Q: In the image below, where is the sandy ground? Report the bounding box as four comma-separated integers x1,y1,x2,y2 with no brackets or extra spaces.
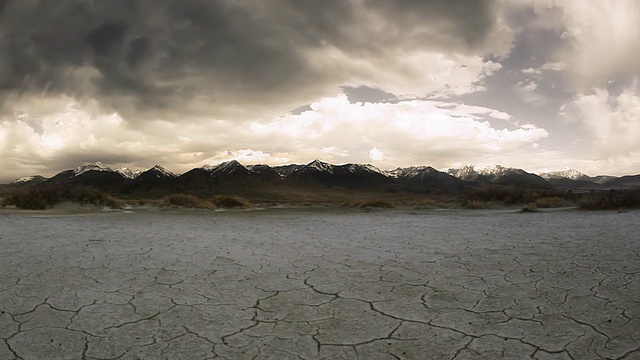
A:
0,207,639,359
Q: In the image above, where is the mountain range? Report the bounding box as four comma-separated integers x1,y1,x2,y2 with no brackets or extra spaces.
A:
2,161,639,199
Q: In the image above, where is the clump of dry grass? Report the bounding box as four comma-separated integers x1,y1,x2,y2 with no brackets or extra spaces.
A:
520,203,539,213
160,194,214,210
130,199,160,206
212,195,251,209
0,186,123,210
579,190,640,210
343,201,363,208
464,199,486,209
415,197,458,209
359,200,395,209
534,196,572,208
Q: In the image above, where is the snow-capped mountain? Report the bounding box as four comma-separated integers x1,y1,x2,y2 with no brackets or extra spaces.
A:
279,160,390,189
203,160,250,177
73,161,113,177
538,169,622,188
539,169,587,180
343,163,382,174
147,165,176,178
446,165,550,188
115,165,176,180
124,164,178,191
43,161,128,188
10,175,47,185
444,165,478,181
134,165,177,181
446,165,524,180
300,159,334,173
272,164,303,177
116,167,143,180
5,160,638,193
385,166,466,189
385,166,439,179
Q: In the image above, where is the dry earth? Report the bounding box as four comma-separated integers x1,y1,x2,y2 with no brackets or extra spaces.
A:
0,208,639,359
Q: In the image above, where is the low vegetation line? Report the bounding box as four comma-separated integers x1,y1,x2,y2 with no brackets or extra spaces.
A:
0,186,124,210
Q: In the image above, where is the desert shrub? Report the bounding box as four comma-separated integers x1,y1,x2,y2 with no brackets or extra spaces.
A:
0,186,123,210
212,195,251,209
161,194,214,209
359,200,395,208
579,190,640,210
105,197,124,209
534,196,572,208
342,201,361,208
67,187,123,209
132,199,160,206
520,203,539,213
1,189,51,209
464,199,486,209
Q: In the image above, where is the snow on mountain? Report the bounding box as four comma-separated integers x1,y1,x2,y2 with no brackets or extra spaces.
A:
115,165,177,180
271,161,378,177
73,161,113,177
384,166,438,179
539,169,586,180
116,167,143,179
10,175,46,184
304,159,334,173
147,165,176,178
343,163,382,174
272,164,303,177
592,175,617,184
446,165,522,180
203,160,249,176
477,165,510,176
11,176,36,184
445,165,476,180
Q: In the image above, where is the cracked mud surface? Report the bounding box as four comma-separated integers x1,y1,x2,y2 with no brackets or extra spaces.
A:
0,208,639,359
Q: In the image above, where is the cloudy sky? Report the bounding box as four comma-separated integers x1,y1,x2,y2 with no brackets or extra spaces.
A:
1,0,640,182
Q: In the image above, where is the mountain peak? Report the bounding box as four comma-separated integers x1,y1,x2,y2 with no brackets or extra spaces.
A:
146,165,176,178
540,169,586,180
116,167,142,179
344,163,382,174
10,175,47,185
386,166,438,178
74,162,113,177
446,164,520,180
203,160,249,176
305,159,334,172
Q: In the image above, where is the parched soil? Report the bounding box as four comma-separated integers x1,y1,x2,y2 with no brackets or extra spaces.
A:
0,208,638,359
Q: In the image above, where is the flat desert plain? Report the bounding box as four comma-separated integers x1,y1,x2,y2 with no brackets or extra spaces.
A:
0,208,639,359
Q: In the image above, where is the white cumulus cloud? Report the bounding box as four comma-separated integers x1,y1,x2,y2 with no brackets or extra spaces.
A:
369,148,385,162
564,80,640,161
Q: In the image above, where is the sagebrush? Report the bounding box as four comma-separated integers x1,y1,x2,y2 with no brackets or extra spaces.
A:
1,186,123,210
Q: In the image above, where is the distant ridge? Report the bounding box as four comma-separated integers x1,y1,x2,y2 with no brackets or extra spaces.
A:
2,161,639,195
540,169,587,181
445,165,549,188
9,175,47,186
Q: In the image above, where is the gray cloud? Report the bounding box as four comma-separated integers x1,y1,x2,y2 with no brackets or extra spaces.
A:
0,0,506,122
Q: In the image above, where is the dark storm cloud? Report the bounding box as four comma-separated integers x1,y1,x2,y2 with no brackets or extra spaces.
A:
86,21,130,57
341,86,397,104
0,0,503,121
364,0,499,51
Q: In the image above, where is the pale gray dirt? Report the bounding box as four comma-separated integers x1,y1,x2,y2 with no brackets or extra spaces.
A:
0,208,639,359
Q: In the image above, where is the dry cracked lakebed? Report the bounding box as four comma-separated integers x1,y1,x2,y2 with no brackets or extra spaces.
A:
0,208,639,359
